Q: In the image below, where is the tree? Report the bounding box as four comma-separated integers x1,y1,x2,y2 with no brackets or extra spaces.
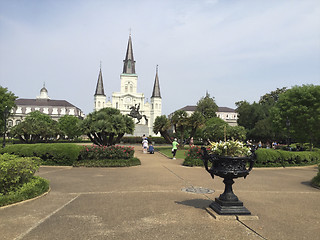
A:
153,115,172,143
187,111,205,140
81,108,134,146
227,125,247,141
58,115,83,140
201,117,228,142
171,110,189,146
0,86,17,133
10,111,60,143
271,85,320,150
196,93,218,120
259,87,287,106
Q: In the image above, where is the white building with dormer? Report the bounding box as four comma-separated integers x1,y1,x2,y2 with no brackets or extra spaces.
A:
94,35,162,136
8,86,84,127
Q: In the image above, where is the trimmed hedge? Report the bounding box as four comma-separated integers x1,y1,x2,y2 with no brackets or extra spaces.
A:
0,154,40,195
0,176,49,207
121,136,168,144
181,147,320,167
0,143,82,166
311,165,320,188
73,158,141,167
255,149,320,167
79,145,134,160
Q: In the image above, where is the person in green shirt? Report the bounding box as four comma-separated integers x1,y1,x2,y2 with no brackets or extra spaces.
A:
172,138,179,159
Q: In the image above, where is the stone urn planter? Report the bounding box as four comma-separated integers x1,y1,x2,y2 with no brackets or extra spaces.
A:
201,144,256,215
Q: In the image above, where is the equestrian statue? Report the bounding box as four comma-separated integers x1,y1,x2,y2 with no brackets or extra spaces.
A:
128,104,148,124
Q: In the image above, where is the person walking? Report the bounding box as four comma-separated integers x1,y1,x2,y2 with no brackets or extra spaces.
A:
142,137,148,153
172,138,179,159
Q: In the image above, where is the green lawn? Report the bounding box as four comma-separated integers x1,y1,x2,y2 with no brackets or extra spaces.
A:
157,147,187,159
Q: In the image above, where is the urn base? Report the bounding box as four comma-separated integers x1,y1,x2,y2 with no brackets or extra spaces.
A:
210,198,251,215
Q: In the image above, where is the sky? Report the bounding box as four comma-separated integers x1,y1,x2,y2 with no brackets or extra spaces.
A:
0,0,319,116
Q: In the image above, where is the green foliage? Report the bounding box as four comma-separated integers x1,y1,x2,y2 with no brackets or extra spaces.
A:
183,146,204,167
0,86,17,133
121,136,167,144
236,87,287,142
81,108,135,146
255,148,320,167
73,158,141,167
171,110,189,146
311,165,320,188
271,84,320,150
78,145,134,160
0,154,40,195
0,143,82,166
10,111,60,143
187,111,205,140
196,93,218,120
0,176,49,207
202,117,227,141
153,115,172,143
58,115,83,140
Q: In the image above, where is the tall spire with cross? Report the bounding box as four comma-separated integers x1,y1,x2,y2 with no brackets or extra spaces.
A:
151,65,161,98
95,63,105,96
122,34,136,74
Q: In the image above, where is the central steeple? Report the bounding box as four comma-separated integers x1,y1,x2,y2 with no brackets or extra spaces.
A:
122,35,136,74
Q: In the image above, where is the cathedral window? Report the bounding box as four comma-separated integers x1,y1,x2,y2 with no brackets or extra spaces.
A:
125,85,128,92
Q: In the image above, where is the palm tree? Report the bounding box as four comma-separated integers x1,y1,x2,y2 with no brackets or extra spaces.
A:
81,108,134,146
153,115,172,143
171,110,188,146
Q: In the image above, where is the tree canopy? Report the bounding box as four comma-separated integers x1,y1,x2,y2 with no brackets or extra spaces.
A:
10,111,60,143
153,115,172,143
271,84,320,149
81,108,134,146
196,93,218,120
0,86,17,133
58,115,83,140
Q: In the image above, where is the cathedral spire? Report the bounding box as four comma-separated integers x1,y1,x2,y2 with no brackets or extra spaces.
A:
122,34,136,74
95,66,105,96
151,65,161,98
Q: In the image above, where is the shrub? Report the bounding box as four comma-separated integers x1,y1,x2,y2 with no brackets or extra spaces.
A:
73,158,141,167
255,149,320,167
0,154,40,195
0,176,49,207
78,145,134,160
183,146,204,167
0,143,82,166
311,165,320,188
120,136,167,144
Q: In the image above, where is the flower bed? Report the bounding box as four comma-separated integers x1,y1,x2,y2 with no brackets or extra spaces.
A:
79,145,134,160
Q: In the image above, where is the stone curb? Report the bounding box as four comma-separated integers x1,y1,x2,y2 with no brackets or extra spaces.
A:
0,187,51,210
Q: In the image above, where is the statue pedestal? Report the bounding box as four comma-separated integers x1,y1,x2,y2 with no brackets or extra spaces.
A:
133,124,149,137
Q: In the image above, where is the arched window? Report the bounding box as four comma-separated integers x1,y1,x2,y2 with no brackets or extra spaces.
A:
125,85,128,92
8,120,13,127
98,101,100,107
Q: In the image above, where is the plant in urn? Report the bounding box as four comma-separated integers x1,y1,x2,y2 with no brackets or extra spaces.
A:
201,140,256,215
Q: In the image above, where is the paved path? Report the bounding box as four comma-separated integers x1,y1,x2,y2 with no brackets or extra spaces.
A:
0,148,319,240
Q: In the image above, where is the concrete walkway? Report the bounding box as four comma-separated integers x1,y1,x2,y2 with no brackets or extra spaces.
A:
0,147,319,240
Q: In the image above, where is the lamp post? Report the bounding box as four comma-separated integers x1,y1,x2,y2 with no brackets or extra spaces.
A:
2,106,10,148
286,116,291,148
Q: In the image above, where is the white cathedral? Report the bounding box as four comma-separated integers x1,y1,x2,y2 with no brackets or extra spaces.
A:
94,35,162,137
